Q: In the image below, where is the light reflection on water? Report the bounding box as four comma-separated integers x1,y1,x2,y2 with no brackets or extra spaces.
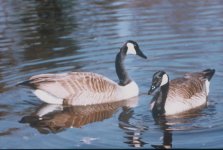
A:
0,0,223,148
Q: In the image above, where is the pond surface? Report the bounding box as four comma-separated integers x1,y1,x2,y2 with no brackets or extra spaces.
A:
0,0,223,149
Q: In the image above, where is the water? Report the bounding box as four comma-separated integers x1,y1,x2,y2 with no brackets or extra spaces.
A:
0,0,223,148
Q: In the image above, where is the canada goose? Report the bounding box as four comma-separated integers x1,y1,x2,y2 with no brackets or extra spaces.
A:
148,69,215,116
18,40,147,106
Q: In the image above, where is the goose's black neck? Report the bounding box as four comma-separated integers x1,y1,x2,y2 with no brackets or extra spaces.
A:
115,51,131,86
152,83,169,117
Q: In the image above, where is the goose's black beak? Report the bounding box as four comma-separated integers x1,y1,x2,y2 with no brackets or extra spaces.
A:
148,85,157,95
136,48,147,59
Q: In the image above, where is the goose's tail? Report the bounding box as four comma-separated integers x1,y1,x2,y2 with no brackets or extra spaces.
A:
202,69,215,81
16,80,36,89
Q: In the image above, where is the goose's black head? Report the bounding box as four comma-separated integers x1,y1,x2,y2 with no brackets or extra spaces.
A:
121,40,147,59
148,71,169,95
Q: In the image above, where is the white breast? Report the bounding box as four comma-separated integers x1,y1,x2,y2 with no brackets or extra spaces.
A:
116,81,139,100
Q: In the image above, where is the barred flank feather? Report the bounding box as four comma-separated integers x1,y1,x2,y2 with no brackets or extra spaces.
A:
149,69,215,116
19,72,139,106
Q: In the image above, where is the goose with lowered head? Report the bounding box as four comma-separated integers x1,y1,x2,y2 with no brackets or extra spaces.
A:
148,69,215,116
18,40,147,106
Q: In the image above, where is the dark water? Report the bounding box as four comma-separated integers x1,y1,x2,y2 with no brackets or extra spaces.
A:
0,0,223,148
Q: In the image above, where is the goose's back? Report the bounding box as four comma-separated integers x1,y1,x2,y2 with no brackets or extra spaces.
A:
168,77,205,99
164,76,207,115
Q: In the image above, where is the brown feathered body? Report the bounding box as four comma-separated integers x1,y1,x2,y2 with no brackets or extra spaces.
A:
22,72,139,106
150,69,215,115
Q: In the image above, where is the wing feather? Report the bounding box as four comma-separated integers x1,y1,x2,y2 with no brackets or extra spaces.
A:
27,72,118,101
169,77,204,99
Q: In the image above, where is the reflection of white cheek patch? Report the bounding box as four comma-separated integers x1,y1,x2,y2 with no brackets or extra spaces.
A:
160,74,168,86
126,43,136,55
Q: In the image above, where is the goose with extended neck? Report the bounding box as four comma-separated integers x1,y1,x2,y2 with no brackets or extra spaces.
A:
18,40,147,106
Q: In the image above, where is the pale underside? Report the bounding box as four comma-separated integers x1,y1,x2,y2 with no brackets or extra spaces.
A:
29,72,139,105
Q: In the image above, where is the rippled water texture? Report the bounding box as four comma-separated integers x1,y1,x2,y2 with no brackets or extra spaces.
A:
0,0,223,148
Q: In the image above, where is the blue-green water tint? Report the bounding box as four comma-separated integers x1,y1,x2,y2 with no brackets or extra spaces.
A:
0,0,223,148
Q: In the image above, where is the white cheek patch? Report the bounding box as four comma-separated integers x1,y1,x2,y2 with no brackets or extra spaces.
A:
160,74,169,86
126,43,136,55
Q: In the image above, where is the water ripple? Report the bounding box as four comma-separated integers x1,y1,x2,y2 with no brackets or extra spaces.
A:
0,0,223,148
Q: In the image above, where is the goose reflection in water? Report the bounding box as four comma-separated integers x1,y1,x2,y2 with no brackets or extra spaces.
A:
19,97,139,134
151,105,208,149
118,107,148,148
